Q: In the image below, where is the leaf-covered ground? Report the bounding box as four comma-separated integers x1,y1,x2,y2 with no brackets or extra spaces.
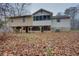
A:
0,32,79,56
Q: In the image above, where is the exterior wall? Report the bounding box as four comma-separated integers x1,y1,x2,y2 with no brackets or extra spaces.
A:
33,20,51,26
6,8,71,32
7,16,33,27
51,19,71,31
32,9,52,26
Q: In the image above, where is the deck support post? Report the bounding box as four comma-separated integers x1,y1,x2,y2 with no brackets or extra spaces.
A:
40,26,42,32
29,27,32,32
20,27,23,33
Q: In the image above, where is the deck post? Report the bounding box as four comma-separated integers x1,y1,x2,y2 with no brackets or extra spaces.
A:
40,26,42,32
20,27,23,33
29,27,32,32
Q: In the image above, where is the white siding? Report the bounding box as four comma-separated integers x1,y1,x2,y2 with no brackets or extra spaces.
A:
33,20,51,26
74,12,79,20
33,9,52,26
51,19,71,30
7,17,33,27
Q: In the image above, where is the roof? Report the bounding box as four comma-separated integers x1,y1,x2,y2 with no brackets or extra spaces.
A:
7,15,32,19
33,8,53,15
52,15,70,19
7,9,53,19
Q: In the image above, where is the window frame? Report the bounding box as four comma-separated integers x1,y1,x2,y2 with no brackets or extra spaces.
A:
33,15,51,21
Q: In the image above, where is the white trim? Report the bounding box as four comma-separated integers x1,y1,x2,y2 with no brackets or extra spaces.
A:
33,20,51,26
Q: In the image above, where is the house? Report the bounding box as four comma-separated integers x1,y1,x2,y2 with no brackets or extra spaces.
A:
52,15,71,31
7,9,71,32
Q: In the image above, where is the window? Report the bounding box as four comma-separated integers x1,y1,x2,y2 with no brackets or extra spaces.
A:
23,17,25,22
40,16,42,20
36,16,39,20
33,16,40,21
38,16,40,20
57,19,60,22
43,15,47,20
33,15,51,21
47,15,51,20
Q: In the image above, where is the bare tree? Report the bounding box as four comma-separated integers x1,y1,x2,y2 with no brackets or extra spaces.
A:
64,7,77,29
0,3,31,17
10,3,31,16
0,3,31,33
0,3,31,39
0,3,31,24
0,3,31,20
0,3,10,27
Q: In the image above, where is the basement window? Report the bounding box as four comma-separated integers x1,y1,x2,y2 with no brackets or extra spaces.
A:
57,19,60,22
55,29,60,32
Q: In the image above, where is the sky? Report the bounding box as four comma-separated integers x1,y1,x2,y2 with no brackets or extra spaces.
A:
29,3,79,15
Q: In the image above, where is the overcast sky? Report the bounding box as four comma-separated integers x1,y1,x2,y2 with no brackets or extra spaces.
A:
29,3,79,15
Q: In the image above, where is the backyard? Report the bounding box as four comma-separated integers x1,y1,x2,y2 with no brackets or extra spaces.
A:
0,32,79,56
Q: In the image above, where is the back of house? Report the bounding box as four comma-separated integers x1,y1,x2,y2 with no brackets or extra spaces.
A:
7,9,71,32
